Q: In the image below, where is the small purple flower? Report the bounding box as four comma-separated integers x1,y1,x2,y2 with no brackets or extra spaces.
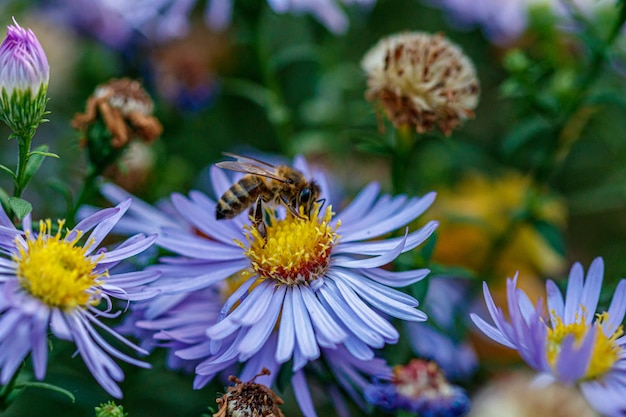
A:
0,199,160,398
0,18,49,132
364,359,470,417
471,257,626,417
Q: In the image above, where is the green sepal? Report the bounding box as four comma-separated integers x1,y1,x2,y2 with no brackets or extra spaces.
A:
94,401,127,417
8,197,32,220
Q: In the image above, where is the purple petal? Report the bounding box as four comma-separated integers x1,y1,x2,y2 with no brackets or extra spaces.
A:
276,287,296,363
97,234,156,264
359,267,429,287
239,285,285,359
317,283,383,347
334,221,437,255
470,313,516,349
556,331,594,384
300,285,346,343
546,279,564,323
580,257,604,324
332,229,407,269
336,182,380,225
332,278,398,342
292,370,318,417
564,262,584,324
292,286,320,361
606,280,626,335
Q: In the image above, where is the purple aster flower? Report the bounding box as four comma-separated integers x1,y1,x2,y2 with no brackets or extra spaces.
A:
155,155,436,369
471,257,626,417
364,358,470,417
0,199,159,398
206,0,376,34
106,154,436,415
0,18,49,133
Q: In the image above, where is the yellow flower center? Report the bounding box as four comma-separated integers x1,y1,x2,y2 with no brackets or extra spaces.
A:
239,205,340,285
15,219,105,310
547,311,623,380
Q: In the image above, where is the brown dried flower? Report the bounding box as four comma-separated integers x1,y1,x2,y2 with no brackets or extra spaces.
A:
362,32,480,136
214,368,285,417
72,78,162,148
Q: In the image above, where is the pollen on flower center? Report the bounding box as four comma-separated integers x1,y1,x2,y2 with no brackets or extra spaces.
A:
547,312,623,380
15,219,105,310
240,205,340,285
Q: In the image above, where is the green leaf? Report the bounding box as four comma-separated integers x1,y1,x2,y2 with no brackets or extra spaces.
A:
501,117,552,157
533,219,566,256
8,197,32,221
0,164,15,180
12,381,75,403
24,145,56,185
29,150,59,158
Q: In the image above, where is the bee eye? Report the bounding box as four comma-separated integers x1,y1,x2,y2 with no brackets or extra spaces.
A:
299,187,312,204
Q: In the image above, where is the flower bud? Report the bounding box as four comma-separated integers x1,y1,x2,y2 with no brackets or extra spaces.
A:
0,18,49,135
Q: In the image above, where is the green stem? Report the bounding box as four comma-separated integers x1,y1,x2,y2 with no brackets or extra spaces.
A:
13,131,33,199
69,166,99,226
391,126,417,195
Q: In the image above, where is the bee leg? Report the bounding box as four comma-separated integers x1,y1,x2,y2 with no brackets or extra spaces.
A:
280,195,305,220
310,198,326,219
252,196,268,246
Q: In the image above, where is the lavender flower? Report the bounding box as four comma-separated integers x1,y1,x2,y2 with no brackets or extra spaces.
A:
0,199,159,398
471,257,626,417
156,156,435,370
0,19,49,134
109,155,436,416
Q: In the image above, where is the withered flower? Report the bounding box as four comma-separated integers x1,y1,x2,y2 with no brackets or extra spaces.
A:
362,32,479,136
72,78,162,149
214,368,285,417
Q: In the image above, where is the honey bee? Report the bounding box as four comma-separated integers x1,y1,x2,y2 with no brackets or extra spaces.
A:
215,153,321,237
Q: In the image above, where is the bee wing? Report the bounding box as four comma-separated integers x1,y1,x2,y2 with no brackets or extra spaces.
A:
216,159,289,183
222,152,276,168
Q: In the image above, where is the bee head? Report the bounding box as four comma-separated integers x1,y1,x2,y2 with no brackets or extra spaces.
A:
298,182,321,216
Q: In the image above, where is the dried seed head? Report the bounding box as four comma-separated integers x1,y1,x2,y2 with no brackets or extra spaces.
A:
72,78,162,149
362,32,480,136
213,368,285,417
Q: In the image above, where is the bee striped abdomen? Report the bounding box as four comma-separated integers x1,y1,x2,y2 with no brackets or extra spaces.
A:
216,175,264,220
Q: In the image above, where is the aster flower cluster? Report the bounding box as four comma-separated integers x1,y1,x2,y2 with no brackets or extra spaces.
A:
3,0,626,415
